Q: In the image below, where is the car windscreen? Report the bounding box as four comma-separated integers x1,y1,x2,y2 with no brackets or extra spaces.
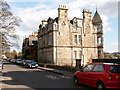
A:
31,61,36,64
109,65,120,73
27,60,36,64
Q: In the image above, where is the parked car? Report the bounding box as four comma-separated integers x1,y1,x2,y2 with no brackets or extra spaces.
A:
25,60,38,68
16,59,23,64
21,59,27,65
21,59,30,66
74,60,120,90
0,60,3,70
10,59,17,63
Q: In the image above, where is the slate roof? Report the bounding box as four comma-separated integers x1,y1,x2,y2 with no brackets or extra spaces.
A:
92,10,102,25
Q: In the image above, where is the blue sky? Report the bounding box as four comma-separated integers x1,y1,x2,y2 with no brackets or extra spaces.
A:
6,0,119,53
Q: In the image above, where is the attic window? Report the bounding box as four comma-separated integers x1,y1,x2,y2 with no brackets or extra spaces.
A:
65,10,67,13
62,21,66,25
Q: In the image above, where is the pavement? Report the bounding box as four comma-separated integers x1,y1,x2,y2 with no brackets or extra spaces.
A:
38,66,74,78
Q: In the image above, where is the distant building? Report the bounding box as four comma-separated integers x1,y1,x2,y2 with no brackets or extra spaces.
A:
22,32,38,61
38,5,104,66
104,52,120,59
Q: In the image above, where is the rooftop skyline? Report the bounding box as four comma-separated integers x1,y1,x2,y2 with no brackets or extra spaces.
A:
6,0,119,53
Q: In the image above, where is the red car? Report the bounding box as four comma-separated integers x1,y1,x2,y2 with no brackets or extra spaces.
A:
74,60,120,90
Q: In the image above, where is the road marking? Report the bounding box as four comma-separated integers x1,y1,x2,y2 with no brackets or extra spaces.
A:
60,75,71,79
45,75,59,80
45,74,72,80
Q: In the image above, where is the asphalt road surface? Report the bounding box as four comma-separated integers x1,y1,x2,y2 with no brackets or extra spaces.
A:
1,60,94,90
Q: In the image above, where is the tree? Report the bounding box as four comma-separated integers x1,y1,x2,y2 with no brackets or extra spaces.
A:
5,50,17,59
5,51,12,58
0,0,22,49
12,50,17,59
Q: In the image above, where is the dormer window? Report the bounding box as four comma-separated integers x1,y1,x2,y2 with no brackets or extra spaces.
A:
73,21,77,30
62,21,66,25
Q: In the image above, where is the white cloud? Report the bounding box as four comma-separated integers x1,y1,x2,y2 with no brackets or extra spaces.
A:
15,4,57,34
7,0,120,2
101,15,112,33
99,2,118,18
7,0,57,2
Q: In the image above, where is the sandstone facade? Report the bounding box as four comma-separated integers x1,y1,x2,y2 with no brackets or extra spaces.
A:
38,5,104,66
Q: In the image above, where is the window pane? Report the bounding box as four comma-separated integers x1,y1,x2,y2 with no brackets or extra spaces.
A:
98,37,101,46
74,35,77,44
93,64,104,72
74,51,77,59
110,65,120,73
83,64,94,72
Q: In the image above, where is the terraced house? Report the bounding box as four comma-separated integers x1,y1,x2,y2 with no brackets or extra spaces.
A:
38,5,104,67
22,32,38,61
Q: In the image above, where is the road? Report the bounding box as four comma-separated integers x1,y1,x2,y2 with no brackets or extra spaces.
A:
1,60,93,90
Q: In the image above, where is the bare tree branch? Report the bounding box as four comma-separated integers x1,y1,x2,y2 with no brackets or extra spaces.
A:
0,0,22,50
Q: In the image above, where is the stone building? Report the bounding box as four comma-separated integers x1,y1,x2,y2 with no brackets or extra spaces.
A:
22,32,38,61
38,5,104,66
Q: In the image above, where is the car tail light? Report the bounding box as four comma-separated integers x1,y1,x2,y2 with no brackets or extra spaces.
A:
106,73,112,80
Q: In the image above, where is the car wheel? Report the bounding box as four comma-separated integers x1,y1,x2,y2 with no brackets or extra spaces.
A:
96,82,104,90
74,76,79,85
